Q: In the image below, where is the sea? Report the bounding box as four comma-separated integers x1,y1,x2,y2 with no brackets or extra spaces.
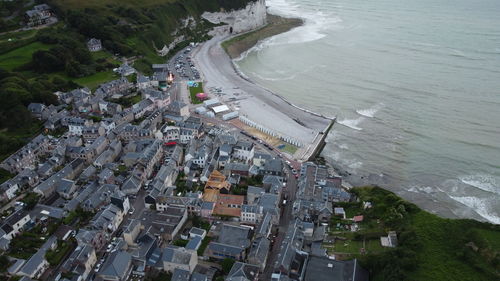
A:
235,0,500,224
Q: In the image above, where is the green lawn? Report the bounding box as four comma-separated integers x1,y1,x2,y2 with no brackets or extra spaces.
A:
0,41,51,70
188,82,204,104
278,143,298,155
73,71,118,91
0,29,38,44
46,240,75,266
352,186,500,281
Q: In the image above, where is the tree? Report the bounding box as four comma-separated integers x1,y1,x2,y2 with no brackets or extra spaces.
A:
221,258,235,274
0,255,10,272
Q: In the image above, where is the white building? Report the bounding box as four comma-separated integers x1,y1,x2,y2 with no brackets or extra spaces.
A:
233,141,255,163
240,205,263,225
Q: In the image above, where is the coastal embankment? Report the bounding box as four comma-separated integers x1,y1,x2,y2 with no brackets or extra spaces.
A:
221,14,303,59
193,32,332,160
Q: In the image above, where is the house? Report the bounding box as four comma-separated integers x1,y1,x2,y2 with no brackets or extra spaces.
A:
76,229,107,250
186,236,202,251
61,244,97,280
87,38,102,52
293,199,333,223
34,159,85,198
201,202,215,218
27,103,46,119
90,204,124,233
137,74,153,90
95,77,133,98
247,237,270,271
334,207,346,219
213,194,244,218
246,186,264,205
136,208,187,242
165,101,189,119
240,205,263,225
114,63,136,76
274,219,308,279
25,4,53,27
67,117,92,136
0,210,31,240
259,159,283,177
380,231,398,248
189,227,206,240
123,219,142,246
56,178,77,199
82,126,105,142
303,257,369,281
162,245,198,273
233,141,255,163
172,268,208,281
206,224,251,261
0,181,19,202
224,162,250,178
97,251,132,281
226,262,260,281
17,236,57,279
132,99,155,119
177,117,202,144
1,135,49,173
204,170,231,196
252,152,272,168
353,215,364,222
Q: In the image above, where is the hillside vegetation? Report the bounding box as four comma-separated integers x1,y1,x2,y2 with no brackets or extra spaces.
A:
0,0,254,160
351,186,500,281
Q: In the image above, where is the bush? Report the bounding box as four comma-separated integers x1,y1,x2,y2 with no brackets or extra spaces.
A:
221,258,235,274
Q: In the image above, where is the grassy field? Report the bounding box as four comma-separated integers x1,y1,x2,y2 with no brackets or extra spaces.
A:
0,41,51,70
278,143,298,155
73,71,119,91
51,0,178,9
188,82,204,104
352,186,500,281
0,29,38,45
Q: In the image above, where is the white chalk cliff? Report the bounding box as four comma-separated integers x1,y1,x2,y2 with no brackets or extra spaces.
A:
202,0,267,34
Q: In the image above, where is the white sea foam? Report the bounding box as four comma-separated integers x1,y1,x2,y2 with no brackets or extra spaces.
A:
407,185,435,194
338,118,363,131
348,161,363,170
356,103,384,118
460,174,500,195
339,143,349,150
264,0,342,44
448,195,500,224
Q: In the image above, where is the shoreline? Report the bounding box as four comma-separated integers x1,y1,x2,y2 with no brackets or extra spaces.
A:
192,21,332,160
221,14,304,59
201,13,497,224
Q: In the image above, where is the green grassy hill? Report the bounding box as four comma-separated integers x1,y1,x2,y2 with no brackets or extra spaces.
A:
351,186,500,281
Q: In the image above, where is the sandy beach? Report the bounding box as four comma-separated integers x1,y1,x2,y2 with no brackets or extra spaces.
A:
192,34,332,154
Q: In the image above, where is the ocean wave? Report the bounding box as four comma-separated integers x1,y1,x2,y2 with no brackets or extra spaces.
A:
356,103,384,118
348,161,363,170
245,64,326,82
337,117,363,131
460,174,500,195
266,0,342,44
408,185,435,194
338,143,349,150
448,195,500,224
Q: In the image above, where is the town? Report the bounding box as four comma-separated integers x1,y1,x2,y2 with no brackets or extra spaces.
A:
0,39,386,281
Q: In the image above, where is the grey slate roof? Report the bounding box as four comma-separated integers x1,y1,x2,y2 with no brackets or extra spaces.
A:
98,251,132,280
226,262,259,281
304,257,368,281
